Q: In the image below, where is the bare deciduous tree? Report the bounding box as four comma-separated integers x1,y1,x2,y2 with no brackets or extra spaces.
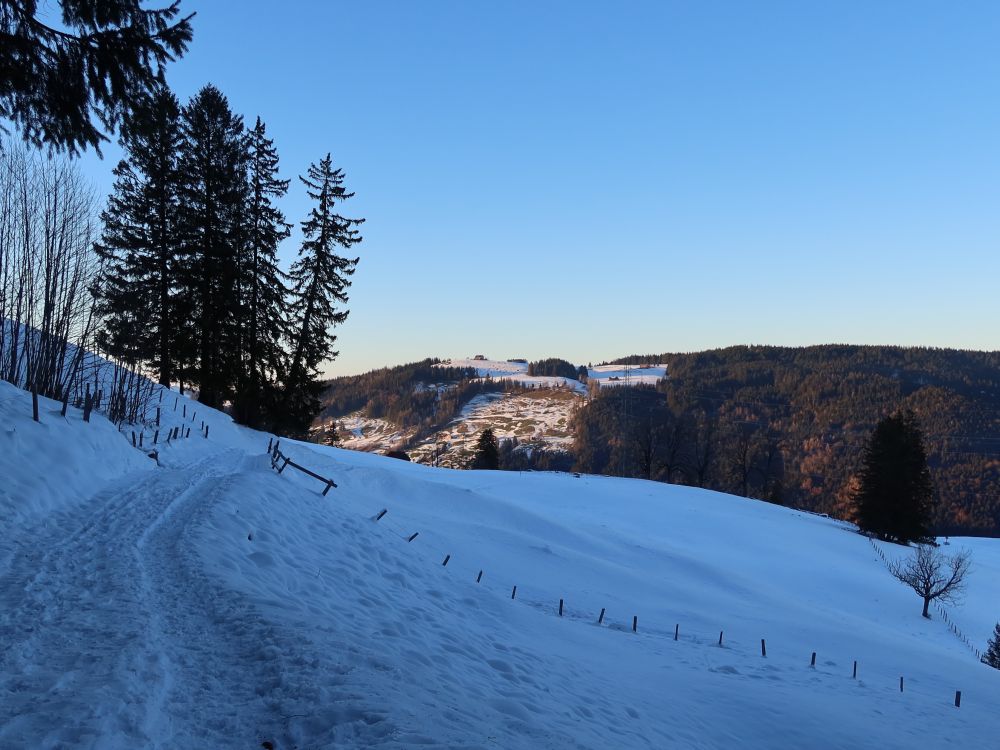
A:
889,545,971,618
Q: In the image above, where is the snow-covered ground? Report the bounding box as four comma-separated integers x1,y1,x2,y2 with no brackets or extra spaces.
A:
330,387,579,467
2,376,999,748
333,413,415,453
588,363,668,387
439,357,587,392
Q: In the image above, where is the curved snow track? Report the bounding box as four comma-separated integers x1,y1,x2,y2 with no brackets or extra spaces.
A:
0,449,386,749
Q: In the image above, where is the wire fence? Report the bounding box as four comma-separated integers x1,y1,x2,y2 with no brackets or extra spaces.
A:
266,439,975,712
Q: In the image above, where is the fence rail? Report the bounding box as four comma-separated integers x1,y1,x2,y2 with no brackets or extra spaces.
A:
268,439,337,495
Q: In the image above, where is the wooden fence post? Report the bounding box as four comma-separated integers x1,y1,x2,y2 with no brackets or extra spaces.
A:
442,554,450,566
476,570,483,583
182,404,186,418
153,430,158,444
559,599,564,616
761,639,766,657
719,631,724,646
267,437,273,452
375,509,387,521
204,425,209,438
955,690,962,708
632,616,638,633
853,661,857,679
810,652,816,667
598,608,605,625
511,586,517,600
131,431,136,447
407,532,419,542
899,677,903,693
322,479,334,496
674,624,679,641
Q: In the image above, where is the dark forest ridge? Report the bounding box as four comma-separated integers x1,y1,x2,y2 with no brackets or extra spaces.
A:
319,344,1000,537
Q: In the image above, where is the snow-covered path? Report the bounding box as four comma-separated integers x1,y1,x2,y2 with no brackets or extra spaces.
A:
0,449,383,749
3,380,1000,748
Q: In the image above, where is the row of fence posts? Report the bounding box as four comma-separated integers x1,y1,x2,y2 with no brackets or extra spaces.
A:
118,389,210,450
267,439,967,710
868,537,982,661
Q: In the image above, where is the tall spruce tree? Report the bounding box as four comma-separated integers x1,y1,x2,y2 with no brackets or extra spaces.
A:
285,154,363,434
176,84,247,408
235,116,291,428
852,410,934,543
93,83,182,385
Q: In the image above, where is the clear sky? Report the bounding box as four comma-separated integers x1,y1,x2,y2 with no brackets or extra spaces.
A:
76,1,1000,376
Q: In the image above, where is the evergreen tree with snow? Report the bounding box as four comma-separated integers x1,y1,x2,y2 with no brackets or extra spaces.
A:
852,410,934,544
175,84,248,408
94,83,182,385
983,623,1000,669
284,154,363,434
235,116,291,428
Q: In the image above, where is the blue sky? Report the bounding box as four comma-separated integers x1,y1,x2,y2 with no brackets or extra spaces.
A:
77,1,1000,376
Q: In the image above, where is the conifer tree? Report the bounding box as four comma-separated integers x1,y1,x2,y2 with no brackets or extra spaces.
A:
285,154,363,433
983,623,1000,669
473,428,500,470
176,84,247,408
852,410,934,543
93,83,182,385
0,0,193,155
235,116,290,427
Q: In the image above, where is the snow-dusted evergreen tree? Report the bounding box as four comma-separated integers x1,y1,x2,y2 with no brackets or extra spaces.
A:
235,116,291,428
176,85,248,408
93,83,182,385
983,623,1000,669
284,154,363,434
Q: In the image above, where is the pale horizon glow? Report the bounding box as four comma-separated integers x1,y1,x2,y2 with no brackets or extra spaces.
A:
72,1,1000,377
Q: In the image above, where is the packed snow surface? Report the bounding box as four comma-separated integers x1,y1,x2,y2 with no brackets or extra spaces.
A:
2,378,999,748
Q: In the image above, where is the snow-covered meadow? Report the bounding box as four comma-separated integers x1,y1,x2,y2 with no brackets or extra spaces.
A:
2,377,999,748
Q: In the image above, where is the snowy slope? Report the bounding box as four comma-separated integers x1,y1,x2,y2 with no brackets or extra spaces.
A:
588,363,668,387
2,377,999,749
440,357,587,392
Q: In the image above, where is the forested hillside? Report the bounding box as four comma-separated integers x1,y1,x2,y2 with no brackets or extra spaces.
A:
315,359,528,446
582,346,1000,536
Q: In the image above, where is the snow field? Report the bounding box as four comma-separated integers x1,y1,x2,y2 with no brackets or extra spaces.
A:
587,363,668,387
227,438,1000,747
2,370,1000,748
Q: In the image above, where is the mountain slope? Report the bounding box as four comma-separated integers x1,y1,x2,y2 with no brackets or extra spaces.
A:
1,378,999,748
